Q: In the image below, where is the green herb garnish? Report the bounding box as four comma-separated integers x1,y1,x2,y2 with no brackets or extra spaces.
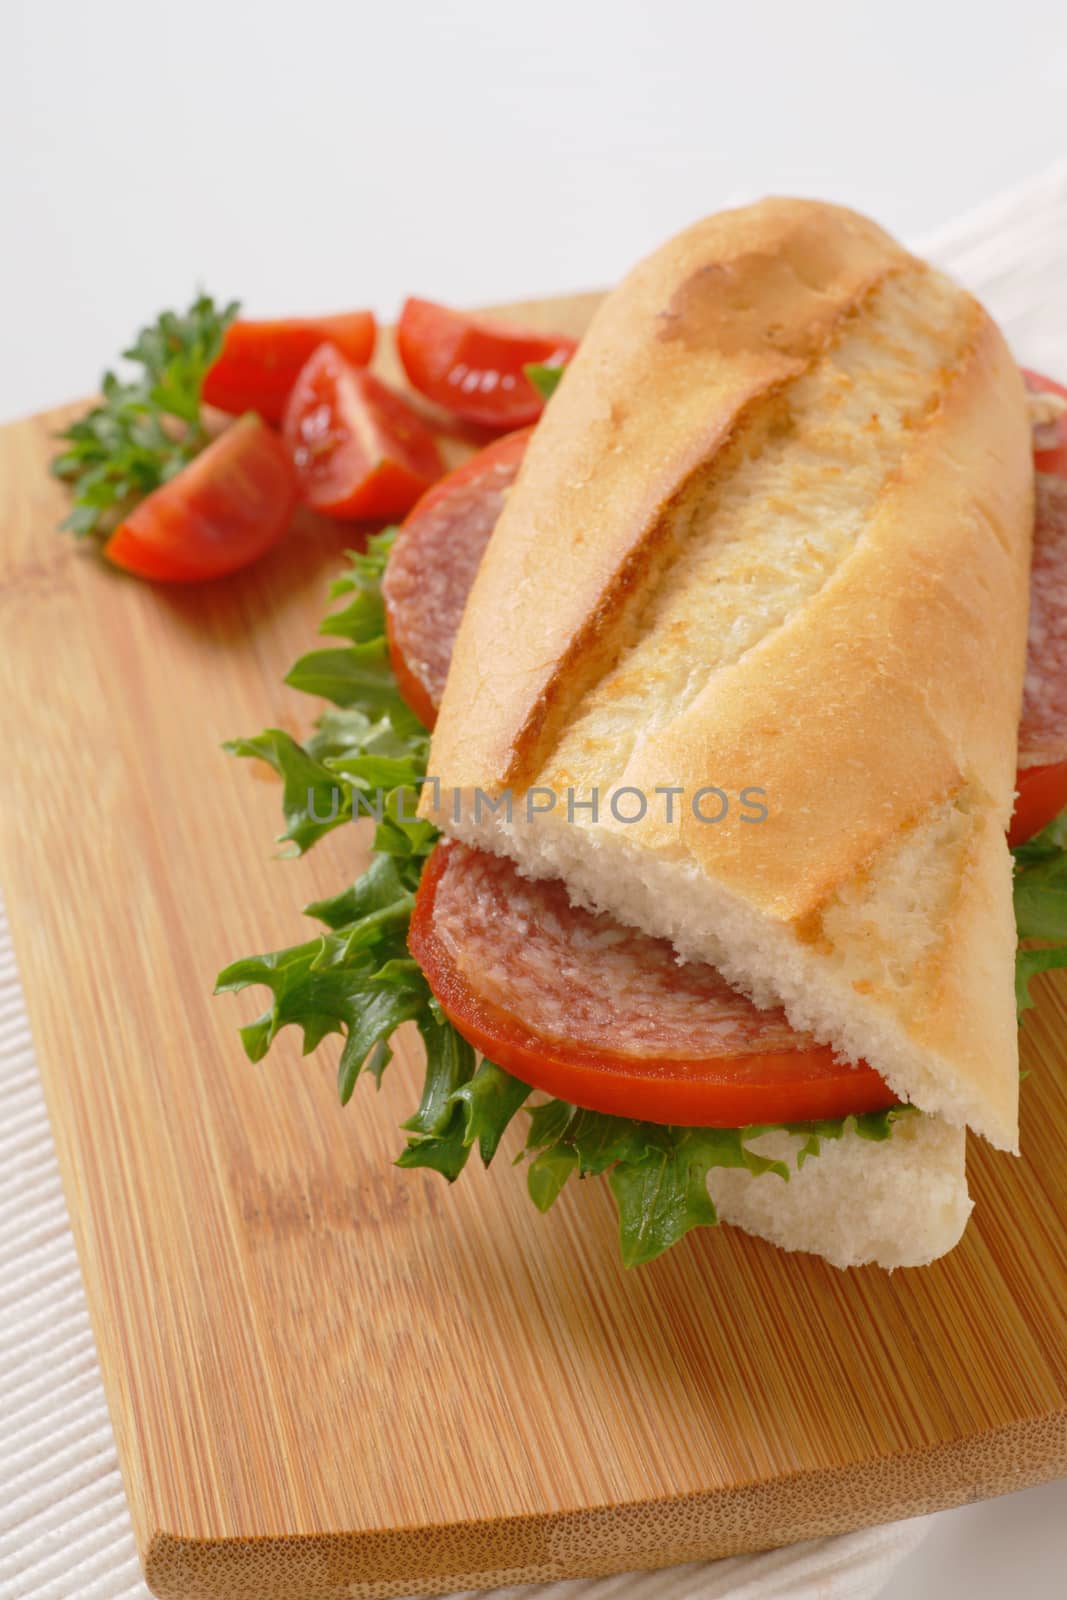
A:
52,293,239,537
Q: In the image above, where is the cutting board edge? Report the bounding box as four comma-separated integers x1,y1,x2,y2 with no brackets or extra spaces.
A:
143,1410,1067,1600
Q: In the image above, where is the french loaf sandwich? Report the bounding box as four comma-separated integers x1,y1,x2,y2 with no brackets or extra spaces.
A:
222,198,1067,1271
416,198,1032,1266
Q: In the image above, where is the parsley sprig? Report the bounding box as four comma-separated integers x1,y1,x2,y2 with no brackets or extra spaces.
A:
51,293,239,537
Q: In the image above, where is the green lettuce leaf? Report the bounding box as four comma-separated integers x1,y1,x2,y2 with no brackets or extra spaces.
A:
1011,808,1067,1012
214,881,427,1106
524,362,566,402
781,1105,910,1166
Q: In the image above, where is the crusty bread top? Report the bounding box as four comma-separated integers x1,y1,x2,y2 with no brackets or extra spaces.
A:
422,198,1034,1149
428,199,910,790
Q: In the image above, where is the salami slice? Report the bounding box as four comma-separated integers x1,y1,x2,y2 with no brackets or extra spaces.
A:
1019,470,1067,769
409,841,897,1127
382,428,531,728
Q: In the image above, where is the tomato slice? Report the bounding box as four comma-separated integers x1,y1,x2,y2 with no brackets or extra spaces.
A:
1024,367,1067,479
397,297,576,429
410,841,898,1128
1009,368,1067,842
203,311,376,423
1010,761,1067,847
282,343,443,520
384,609,439,731
383,427,533,727
103,414,299,582
405,424,533,521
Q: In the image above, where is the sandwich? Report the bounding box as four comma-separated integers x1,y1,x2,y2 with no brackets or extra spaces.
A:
220,197,1067,1270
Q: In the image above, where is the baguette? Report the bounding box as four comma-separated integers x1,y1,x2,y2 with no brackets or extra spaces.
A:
707,1114,971,1269
421,197,1034,1151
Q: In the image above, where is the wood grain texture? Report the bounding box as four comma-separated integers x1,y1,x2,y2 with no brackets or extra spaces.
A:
0,296,1064,1600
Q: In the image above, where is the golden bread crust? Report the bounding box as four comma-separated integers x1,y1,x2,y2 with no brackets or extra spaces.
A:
422,198,1034,1148
428,199,909,788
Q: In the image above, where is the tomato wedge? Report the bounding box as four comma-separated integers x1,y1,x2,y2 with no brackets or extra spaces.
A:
282,343,443,520
383,427,532,727
1010,761,1067,848
1024,367,1067,479
103,414,298,582
397,297,576,429
203,311,376,423
410,841,898,1128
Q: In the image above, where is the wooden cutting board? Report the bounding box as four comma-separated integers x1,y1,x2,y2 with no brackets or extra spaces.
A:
1,296,1066,1600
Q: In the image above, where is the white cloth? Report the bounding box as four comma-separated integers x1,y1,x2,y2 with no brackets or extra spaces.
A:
4,165,1067,1600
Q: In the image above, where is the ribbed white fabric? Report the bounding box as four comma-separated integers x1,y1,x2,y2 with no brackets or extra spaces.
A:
0,910,146,1600
920,159,1067,373
4,166,1067,1600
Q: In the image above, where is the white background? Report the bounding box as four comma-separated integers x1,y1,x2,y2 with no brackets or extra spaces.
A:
3,0,1067,422
2,1,1067,1595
